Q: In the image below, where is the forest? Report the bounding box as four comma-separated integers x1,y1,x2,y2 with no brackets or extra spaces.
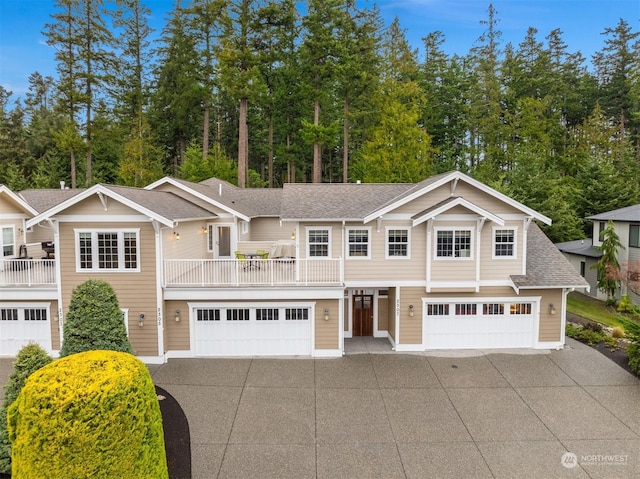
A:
0,0,638,243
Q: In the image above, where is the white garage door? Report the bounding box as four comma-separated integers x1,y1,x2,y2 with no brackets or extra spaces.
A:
423,300,536,349
0,305,52,356
194,305,311,356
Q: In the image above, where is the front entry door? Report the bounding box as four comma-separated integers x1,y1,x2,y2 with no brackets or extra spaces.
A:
352,294,373,336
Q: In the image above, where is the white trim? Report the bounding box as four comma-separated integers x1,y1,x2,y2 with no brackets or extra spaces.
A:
52,214,154,222
1,225,16,258
164,287,344,301
26,184,175,229
346,280,426,288
74,228,141,273
0,185,39,216
412,197,505,228
153,221,164,358
137,355,165,364
144,177,249,221
364,171,551,225
492,226,518,260
385,226,411,260
0,213,30,220
535,341,564,350
306,226,332,259
345,226,372,260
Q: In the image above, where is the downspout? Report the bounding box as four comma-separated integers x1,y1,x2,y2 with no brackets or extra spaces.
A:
560,287,574,350
52,219,63,355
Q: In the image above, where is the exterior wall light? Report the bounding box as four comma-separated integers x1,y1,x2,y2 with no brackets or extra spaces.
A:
324,308,329,321
291,231,296,240
138,313,145,327
549,304,556,315
173,231,180,240
408,304,415,317
175,309,181,322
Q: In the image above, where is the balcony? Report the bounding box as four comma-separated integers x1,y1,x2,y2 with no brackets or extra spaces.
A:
0,259,56,287
163,258,343,288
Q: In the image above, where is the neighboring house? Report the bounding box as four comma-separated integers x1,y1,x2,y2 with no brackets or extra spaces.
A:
557,204,640,304
0,171,588,362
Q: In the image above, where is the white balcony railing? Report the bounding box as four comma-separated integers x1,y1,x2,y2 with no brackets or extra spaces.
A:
0,259,56,287
163,258,343,287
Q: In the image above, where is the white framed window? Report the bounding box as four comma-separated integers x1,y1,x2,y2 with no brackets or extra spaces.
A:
386,227,410,259
1,226,15,257
435,228,473,259
240,221,249,235
346,227,371,259
630,224,640,248
493,227,517,259
307,227,331,258
75,229,140,272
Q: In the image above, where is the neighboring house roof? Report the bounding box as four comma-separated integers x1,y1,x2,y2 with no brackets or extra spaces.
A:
511,223,590,291
0,185,40,216
280,183,412,221
555,238,602,259
24,184,217,228
588,204,640,222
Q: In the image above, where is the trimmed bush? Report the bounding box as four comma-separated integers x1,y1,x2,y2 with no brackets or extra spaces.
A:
60,279,133,357
0,344,52,475
7,350,168,479
619,316,640,375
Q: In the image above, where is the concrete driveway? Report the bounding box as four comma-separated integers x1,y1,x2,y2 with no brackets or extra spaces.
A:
147,338,640,479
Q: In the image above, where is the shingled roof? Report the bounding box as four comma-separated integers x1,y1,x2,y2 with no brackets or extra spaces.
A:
555,238,602,259
588,204,640,222
19,188,86,213
280,183,412,220
511,223,589,291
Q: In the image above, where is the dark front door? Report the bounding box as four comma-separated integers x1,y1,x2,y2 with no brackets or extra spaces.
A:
353,294,373,336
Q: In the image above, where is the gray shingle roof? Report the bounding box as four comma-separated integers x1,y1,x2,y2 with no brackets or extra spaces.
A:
280,183,413,220
588,204,640,222
511,223,590,290
103,185,218,221
19,188,86,213
555,238,602,258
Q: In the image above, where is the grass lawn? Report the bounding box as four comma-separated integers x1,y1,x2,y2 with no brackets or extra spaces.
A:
566,292,624,328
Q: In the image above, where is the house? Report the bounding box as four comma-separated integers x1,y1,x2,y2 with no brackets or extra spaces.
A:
556,204,640,304
0,171,588,362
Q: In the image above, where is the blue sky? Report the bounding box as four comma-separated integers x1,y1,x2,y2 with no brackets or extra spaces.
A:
1,0,639,99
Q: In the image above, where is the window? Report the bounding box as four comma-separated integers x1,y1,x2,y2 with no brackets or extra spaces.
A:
483,303,504,315
386,228,410,258
256,308,279,321
347,228,371,258
427,304,449,316
629,224,640,248
0,309,18,321
226,308,250,321
24,309,47,321
510,303,532,315
455,303,477,315
197,309,220,321
599,221,606,242
493,228,516,258
2,226,15,257
580,261,586,276
436,229,472,258
308,228,330,257
285,308,309,320
75,229,140,272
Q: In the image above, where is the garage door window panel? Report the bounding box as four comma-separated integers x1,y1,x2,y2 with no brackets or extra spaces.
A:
227,309,250,321
285,308,309,320
483,303,505,315
1,309,18,321
510,303,532,315
197,309,220,321
256,308,279,321
455,303,477,315
427,304,449,316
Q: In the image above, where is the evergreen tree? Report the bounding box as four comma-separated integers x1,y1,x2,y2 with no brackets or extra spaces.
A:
593,220,624,302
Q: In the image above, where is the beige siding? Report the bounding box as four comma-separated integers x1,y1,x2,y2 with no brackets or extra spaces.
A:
164,300,191,351
163,222,209,260
529,289,563,342
58,222,159,356
378,296,389,332
249,217,291,241
0,198,25,215
64,195,142,216
315,299,339,349
388,288,396,341
343,220,427,282
479,221,525,279
398,287,423,344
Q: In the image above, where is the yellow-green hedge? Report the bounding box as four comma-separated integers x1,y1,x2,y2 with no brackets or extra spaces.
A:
7,350,168,479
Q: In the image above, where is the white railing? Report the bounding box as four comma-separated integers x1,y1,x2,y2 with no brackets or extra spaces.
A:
163,258,343,287
0,259,56,287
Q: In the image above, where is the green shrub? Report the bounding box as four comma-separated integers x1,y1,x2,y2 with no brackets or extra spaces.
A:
619,316,640,375
60,279,133,357
0,344,52,475
617,295,635,314
584,321,603,333
627,343,640,375
7,350,168,479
